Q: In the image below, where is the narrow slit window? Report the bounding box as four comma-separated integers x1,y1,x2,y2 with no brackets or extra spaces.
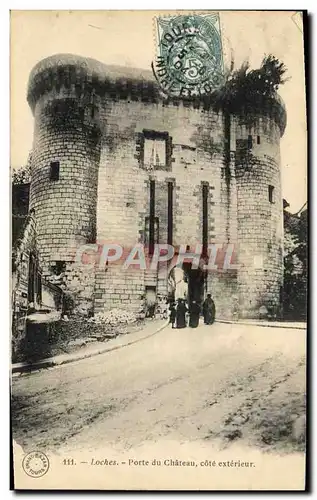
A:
202,183,209,256
149,180,155,255
167,182,173,246
28,253,36,303
36,272,42,305
50,161,60,181
257,135,261,144
145,217,159,246
268,185,275,204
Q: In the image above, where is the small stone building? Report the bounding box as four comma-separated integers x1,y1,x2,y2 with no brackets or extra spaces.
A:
26,53,286,320
11,183,63,359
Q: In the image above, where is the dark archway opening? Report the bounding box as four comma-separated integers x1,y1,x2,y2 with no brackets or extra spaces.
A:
167,259,207,308
183,262,206,307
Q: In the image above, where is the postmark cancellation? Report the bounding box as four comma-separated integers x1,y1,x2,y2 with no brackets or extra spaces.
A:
153,13,225,99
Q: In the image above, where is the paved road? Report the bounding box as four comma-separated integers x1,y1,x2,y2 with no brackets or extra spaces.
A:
12,321,306,455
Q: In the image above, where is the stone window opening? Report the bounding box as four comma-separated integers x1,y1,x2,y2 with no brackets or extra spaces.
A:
268,185,275,204
145,286,157,318
149,179,156,255
50,260,66,276
257,135,261,145
144,217,159,246
50,161,60,181
28,252,36,304
140,130,173,171
144,137,166,168
202,183,209,257
167,181,174,246
48,261,66,286
36,272,42,305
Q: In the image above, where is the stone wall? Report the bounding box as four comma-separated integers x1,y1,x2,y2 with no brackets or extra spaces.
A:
207,271,239,320
94,98,233,314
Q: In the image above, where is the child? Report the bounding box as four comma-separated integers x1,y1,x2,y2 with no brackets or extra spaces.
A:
169,301,176,328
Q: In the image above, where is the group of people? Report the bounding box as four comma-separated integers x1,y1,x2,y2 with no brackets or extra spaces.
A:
169,294,216,329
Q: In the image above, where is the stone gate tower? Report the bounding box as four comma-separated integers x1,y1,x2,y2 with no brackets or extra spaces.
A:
234,111,285,318
27,54,286,319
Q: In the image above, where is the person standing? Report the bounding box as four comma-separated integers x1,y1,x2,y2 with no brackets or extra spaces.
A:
176,299,187,329
203,294,216,325
169,301,176,328
189,300,201,328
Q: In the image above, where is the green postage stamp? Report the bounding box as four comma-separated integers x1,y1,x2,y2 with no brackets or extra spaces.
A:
153,13,225,98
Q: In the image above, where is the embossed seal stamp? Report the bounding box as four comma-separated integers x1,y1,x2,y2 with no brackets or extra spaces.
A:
153,13,225,98
22,451,50,478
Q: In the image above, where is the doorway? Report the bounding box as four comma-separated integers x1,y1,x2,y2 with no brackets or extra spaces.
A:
182,262,205,306
168,262,206,307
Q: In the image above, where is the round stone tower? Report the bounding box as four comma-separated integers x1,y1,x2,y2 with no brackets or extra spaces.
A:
27,54,103,272
233,96,286,319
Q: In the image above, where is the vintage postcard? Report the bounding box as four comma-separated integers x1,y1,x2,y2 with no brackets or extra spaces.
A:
10,10,307,491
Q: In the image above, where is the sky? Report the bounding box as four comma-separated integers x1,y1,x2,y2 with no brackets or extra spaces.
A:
10,10,307,212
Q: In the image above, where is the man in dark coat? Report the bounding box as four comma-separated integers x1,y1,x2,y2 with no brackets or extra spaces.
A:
176,299,187,329
203,294,216,325
189,300,201,328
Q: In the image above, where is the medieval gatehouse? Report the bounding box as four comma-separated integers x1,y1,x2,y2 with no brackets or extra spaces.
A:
25,53,286,319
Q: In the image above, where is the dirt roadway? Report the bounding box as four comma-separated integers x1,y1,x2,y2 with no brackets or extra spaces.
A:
11,322,306,456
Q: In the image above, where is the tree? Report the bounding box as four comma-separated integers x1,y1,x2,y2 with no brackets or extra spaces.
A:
283,208,307,320
211,54,288,114
12,151,32,185
12,163,31,185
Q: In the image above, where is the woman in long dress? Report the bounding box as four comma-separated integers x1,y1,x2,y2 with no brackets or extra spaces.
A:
176,299,187,329
189,300,201,328
203,294,216,325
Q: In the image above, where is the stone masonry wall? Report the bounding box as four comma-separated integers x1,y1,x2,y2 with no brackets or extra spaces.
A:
29,92,101,275
234,114,283,318
94,98,235,315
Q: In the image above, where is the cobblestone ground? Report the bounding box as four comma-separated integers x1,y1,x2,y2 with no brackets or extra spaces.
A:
11,322,306,456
